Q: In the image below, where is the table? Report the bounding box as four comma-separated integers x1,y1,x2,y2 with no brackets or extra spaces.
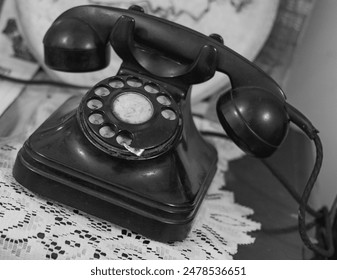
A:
227,128,316,259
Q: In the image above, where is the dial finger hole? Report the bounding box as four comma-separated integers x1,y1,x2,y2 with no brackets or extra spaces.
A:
99,125,117,138
87,99,103,110
116,131,133,146
161,108,177,120
88,113,104,125
156,95,171,106
109,78,124,88
144,83,159,94
126,77,142,87
94,87,110,97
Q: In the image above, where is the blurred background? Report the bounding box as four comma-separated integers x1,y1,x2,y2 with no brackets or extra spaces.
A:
285,0,337,207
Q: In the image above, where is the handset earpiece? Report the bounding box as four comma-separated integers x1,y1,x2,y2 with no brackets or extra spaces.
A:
216,87,290,158
43,17,111,72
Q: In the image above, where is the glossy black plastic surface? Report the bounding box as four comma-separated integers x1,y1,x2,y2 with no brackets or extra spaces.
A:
42,4,291,159
13,4,294,242
43,5,285,97
13,93,217,242
216,87,290,157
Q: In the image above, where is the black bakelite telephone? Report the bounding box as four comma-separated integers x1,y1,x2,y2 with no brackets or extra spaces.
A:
12,5,335,257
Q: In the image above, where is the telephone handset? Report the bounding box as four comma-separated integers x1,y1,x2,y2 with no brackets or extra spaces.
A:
12,5,318,242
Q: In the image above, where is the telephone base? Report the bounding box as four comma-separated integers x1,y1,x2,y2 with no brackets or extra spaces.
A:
13,96,218,242
13,152,216,242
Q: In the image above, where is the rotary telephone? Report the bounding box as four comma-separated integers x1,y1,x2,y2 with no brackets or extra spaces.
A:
13,5,330,254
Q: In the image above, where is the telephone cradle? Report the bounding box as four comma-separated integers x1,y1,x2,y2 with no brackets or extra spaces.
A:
13,5,297,242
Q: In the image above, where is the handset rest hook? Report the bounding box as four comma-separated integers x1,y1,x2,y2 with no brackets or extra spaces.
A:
109,15,218,85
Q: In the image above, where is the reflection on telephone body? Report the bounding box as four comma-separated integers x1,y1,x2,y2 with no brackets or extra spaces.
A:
12,5,336,257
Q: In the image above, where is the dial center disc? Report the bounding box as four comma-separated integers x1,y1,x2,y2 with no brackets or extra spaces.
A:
112,92,154,124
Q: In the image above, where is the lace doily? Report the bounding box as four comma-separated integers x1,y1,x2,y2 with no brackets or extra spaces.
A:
0,117,260,260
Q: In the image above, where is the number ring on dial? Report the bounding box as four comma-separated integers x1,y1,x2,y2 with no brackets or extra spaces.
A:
80,75,182,158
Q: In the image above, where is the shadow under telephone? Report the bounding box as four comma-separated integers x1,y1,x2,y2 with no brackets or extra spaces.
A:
11,5,336,258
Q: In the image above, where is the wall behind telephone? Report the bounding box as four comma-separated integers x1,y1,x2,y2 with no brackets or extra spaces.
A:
285,0,337,207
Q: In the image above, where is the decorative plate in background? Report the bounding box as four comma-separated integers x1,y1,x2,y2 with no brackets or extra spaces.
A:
15,0,279,103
